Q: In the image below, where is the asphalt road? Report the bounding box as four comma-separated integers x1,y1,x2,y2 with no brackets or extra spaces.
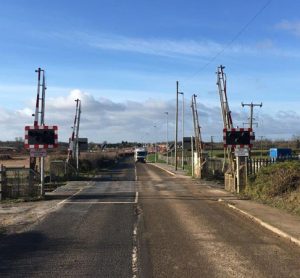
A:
0,156,299,277
0,157,137,277
136,161,300,278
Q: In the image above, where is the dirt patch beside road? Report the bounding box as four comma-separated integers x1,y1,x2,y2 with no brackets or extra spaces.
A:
0,155,29,168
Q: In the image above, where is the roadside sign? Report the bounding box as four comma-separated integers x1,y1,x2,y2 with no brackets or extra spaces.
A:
30,149,47,158
234,147,249,157
223,128,255,148
25,125,58,149
78,138,88,151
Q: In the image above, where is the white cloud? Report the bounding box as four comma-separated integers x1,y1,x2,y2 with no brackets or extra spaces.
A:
1,89,300,143
276,20,300,37
88,34,223,57
45,31,300,60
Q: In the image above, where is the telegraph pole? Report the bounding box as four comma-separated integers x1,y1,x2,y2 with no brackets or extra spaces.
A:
260,135,264,158
164,112,169,164
153,125,157,163
210,136,214,158
178,92,184,169
241,102,262,129
175,81,179,171
191,136,194,177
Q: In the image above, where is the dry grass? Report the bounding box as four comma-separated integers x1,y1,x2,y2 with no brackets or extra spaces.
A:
0,155,29,168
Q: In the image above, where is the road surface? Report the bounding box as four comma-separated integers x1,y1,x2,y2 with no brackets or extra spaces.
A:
0,156,299,277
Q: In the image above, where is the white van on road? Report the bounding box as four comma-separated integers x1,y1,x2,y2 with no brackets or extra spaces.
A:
134,147,147,163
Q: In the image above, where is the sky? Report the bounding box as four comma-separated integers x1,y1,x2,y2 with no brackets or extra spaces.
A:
1,0,300,143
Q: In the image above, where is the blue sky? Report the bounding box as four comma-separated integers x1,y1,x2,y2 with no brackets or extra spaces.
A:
1,0,300,142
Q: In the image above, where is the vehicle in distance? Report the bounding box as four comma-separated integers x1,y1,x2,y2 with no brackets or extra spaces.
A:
134,147,147,163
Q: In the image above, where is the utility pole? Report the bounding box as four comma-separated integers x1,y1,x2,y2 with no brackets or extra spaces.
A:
175,81,179,171
153,125,157,163
191,136,194,177
241,102,262,129
210,136,214,158
178,92,184,169
260,136,264,158
164,112,169,164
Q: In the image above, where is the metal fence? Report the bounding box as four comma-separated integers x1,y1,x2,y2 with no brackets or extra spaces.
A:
0,165,40,199
157,153,224,177
153,152,300,182
246,156,299,175
247,158,276,175
49,160,77,182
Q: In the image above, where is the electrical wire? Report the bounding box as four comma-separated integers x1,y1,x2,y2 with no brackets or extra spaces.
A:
183,0,273,82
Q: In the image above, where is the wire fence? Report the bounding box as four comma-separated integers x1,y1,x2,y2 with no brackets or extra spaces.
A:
157,153,300,179
49,160,77,182
0,165,40,199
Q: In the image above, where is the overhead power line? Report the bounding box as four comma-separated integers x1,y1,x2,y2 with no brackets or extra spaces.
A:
184,0,273,82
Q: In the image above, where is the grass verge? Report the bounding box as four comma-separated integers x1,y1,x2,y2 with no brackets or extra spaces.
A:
243,161,300,216
146,154,166,164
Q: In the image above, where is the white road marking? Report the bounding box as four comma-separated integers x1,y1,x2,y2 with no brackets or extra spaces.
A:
63,191,138,205
135,164,138,181
150,163,176,176
132,163,139,277
57,187,87,206
132,219,138,278
226,202,300,247
134,191,139,203
64,201,136,204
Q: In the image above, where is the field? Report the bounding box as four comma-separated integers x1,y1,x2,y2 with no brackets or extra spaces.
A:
0,155,29,168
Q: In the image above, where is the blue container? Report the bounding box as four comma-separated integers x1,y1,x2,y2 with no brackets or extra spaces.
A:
269,148,292,159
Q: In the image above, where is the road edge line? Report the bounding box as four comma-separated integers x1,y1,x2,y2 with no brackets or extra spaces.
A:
150,163,176,176
223,201,300,247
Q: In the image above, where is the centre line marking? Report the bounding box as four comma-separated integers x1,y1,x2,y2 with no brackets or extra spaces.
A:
64,201,136,204
134,191,139,203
